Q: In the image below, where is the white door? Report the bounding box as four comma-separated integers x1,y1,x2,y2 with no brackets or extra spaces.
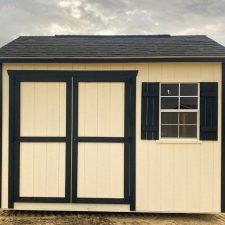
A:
12,74,71,204
72,72,136,205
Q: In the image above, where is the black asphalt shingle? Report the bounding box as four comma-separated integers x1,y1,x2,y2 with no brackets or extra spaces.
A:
0,35,225,58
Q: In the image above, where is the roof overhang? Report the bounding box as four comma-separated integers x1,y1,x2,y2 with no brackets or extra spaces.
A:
0,56,225,63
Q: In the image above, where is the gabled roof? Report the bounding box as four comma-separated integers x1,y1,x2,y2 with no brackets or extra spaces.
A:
0,35,225,59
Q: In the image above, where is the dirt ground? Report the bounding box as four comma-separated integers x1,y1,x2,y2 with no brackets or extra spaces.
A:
0,210,225,225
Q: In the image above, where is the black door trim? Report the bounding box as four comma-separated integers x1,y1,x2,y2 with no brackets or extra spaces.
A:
8,71,72,207
72,71,137,210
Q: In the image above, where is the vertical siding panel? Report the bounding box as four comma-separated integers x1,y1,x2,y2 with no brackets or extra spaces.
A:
33,143,46,197
186,144,201,212
173,144,187,211
46,143,60,197
213,142,221,212
147,142,161,211
109,144,124,198
58,143,66,197
109,83,124,137
20,143,34,197
20,83,35,136
59,83,67,137
72,63,86,70
97,83,111,136
46,83,60,136
135,64,149,211
83,143,98,197
160,144,174,211
96,143,110,198
78,83,86,136
34,83,48,136
77,143,85,197
84,83,98,136
200,142,214,212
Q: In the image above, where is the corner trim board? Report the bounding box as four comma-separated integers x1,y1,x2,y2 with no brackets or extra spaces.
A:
222,63,225,212
0,64,2,208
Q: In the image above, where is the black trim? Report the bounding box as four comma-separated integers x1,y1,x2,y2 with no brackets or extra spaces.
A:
76,137,127,143
74,198,130,204
1,57,225,63
0,64,2,208
14,197,69,203
7,70,138,82
222,63,225,212
17,137,67,142
8,71,72,206
129,76,136,211
72,71,137,209
8,75,15,208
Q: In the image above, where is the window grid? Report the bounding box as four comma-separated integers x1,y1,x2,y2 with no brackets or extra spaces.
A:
159,83,199,139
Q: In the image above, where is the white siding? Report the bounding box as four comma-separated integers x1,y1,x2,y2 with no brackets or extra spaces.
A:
78,82,124,137
135,62,221,213
20,143,66,197
20,82,66,137
77,143,124,198
2,62,222,212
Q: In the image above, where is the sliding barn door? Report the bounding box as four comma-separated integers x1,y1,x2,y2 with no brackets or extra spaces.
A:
12,74,71,203
72,73,135,205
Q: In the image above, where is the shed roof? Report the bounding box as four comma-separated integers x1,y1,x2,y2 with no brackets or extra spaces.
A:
0,35,225,59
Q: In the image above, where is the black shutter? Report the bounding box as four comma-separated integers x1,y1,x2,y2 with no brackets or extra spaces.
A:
141,82,159,140
200,82,218,140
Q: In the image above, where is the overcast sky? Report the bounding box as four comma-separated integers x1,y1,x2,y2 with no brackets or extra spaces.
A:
0,0,225,47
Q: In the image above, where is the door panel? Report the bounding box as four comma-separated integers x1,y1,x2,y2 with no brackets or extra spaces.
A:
20,82,66,137
73,76,132,204
77,143,124,198
11,73,72,204
78,82,124,137
19,143,66,197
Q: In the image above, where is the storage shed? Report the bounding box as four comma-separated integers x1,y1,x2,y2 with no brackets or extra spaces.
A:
0,35,225,213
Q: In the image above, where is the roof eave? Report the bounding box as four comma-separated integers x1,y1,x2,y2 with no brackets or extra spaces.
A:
0,56,225,63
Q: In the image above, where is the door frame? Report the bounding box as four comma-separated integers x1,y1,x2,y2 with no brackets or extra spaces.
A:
72,71,137,210
8,71,72,208
8,70,137,211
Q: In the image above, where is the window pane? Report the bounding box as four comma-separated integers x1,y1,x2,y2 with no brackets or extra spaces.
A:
161,97,179,109
180,97,198,109
179,112,197,124
161,84,179,96
179,125,197,138
161,125,178,138
161,112,178,124
180,84,198,96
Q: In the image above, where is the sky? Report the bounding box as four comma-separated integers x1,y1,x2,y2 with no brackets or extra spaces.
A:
0,0,225,47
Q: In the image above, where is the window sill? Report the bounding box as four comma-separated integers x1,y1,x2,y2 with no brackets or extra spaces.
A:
155,139,202,144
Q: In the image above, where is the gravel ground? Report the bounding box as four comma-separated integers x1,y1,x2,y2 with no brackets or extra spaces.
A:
0,210,225,225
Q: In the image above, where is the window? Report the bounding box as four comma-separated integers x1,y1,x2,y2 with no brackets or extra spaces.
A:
160,83,199,139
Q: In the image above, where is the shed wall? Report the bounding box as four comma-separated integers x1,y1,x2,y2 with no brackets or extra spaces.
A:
1,62,222,212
